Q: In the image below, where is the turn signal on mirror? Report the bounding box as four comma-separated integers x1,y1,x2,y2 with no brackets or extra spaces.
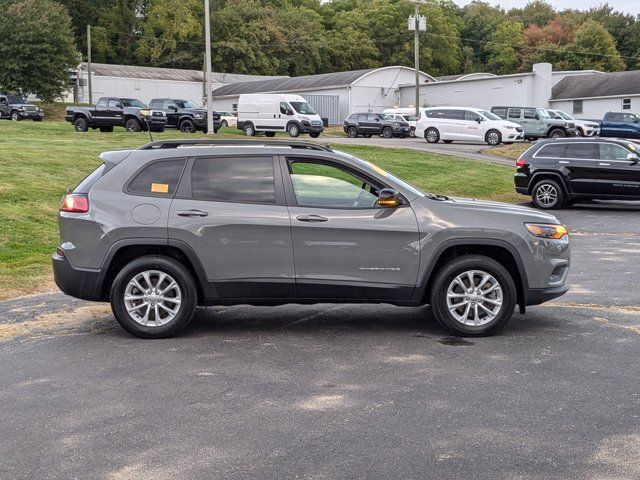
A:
525,223,568,239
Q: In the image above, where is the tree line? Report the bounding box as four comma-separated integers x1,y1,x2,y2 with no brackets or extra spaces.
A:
1,0,639,102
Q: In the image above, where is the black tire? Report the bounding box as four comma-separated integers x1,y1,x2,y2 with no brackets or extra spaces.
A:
125,118,142,132
287,122,300,138
409,128,416,138
10,110,21,121
179,119,196,133
244,123,255,136
504,142,513,145
443,140,454,144
265,131,276,137
347,126,358,138
99,126,114,133
221,120,228,128
548,128,566,139
576,128,584,137
73,117,88,132
531,179,565,210
430,254,517,337
382,126,393,138
425,127,439,143
309,132,320,138
486,129,501,146
362,133,372,138
110,256,197,339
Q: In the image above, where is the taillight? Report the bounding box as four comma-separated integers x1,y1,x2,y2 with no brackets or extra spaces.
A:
60,193,89,213
516,158,526,168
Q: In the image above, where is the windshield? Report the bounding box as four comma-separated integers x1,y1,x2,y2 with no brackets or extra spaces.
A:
538,108,550,119
289,101,316,115
555,111,574,120
7,95,27,104
478,110,501,121
379,114,397,121
121,98,146,108
174,99,199,109
334,150,427,198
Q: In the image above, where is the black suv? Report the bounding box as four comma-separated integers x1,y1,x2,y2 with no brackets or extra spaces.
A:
344,112,411,138
515,138,640,209
0,94,44,121
148,98,221,133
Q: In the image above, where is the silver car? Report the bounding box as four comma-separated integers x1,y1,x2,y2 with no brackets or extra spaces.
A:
53,139,570,338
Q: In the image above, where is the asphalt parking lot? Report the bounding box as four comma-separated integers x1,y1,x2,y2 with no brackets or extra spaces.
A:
1,204,639,479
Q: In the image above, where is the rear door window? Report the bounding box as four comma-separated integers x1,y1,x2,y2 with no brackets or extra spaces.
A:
444,110,465,120
508,108,521,120
565,143,596,159
128,159,187,196
523,109,537,119
464,111,482,122
358,114,368,121
191,156,275,204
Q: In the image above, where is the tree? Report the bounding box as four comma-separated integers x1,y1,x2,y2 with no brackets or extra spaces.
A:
509,0,556,28
563,19,625,71
0,0,80,102
461,1,507,70
485,21,525,75
521,16,574,70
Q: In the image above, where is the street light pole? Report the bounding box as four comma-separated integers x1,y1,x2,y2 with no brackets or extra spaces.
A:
414,3,419,118
204,0,214,135
87,24,92,105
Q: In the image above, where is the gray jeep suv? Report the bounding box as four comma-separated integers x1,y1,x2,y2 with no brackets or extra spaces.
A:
53,139,570,338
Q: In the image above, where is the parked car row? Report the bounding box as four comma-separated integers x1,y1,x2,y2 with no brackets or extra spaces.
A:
0,94,44,121
65,97,224,133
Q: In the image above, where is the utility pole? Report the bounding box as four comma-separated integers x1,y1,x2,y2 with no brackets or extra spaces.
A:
408,2,426,117
87,24,92,104
204,0,214,135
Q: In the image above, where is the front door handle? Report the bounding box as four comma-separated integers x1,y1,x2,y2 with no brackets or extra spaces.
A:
296,214,329,223
177,209,208,217
598,163,611,166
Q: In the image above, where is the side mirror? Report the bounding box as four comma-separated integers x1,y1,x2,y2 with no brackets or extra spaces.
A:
287,109,294,116
535,114,540,120
475,117,482,124
168,105,177,112
627,153,639,164
115,103,123,109
377,188,401,207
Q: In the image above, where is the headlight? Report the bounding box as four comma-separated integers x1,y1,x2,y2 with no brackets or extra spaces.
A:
139,109,152,117
19,106,25,111
393,122,400,126
565,123,570,128
504,125,515,130
194,113,204,119
300,116,309,122
525,223,568,239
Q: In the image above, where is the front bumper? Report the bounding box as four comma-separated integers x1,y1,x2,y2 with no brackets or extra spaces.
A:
300,121,324,134
524,284,569,306
392,126,411,136
19,110,44,119
52,252,104,301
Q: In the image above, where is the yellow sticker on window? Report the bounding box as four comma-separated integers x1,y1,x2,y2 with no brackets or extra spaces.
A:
629,143,637,151
151,183,169,193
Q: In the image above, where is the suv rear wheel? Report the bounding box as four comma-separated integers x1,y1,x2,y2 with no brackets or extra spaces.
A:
110,256,197,339
430,255,516,336
531,179,564,209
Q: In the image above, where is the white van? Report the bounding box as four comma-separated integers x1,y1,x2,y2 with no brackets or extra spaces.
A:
414,106,524,145
237,94,324,138
382,108,419,137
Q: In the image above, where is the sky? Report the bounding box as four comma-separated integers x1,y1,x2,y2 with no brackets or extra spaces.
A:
451,1,640,16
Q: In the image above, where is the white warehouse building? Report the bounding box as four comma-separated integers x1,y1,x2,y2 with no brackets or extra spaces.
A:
398,63,602,117
211,66,436,125
72,63,284,105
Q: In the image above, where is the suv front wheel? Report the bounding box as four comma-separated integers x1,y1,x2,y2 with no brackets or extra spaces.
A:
430,255,516,336
110,256,197,338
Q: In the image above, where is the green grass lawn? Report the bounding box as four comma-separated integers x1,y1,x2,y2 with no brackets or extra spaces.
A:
0,120,517,299
484,143,530,160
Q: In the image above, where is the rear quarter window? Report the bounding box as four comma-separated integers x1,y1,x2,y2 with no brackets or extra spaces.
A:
535,144,566,158
127,159,186,196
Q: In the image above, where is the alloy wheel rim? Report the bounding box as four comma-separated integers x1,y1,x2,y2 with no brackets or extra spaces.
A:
536,184,558,206
124,270,182,327
446,270,503,326
427,130,437,142
488,132,499,144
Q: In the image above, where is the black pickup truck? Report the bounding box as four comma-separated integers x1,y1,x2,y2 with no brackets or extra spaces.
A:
65,97,166,132
0,94,44,121
149,98,221,133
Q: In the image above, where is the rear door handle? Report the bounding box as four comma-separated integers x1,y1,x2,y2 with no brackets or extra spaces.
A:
599,163,611,166
559,161,570,164
177,209,208,217
296,214,328,223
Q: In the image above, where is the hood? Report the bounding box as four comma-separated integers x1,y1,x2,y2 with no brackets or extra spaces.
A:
501,121,522,129
444,196,560,223
13,102,37,108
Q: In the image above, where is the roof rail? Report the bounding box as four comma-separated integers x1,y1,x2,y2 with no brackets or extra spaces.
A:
137,138,334,152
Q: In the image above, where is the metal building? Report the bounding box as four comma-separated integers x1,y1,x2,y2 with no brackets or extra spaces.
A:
211,66,436,124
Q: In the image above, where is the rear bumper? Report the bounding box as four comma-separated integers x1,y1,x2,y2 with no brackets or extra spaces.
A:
514,172,530,194
524,284,569,306
52,252,104,301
